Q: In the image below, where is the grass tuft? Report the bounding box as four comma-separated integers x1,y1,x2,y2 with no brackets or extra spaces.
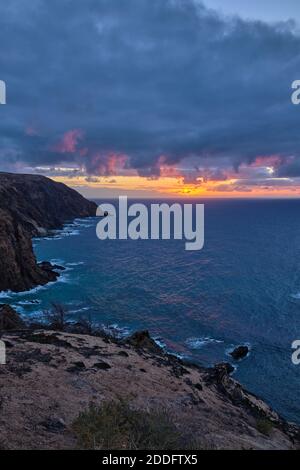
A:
72,400,201,450
256,418,274,436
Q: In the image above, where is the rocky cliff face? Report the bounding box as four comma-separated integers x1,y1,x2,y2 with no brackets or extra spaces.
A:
0,172,97,292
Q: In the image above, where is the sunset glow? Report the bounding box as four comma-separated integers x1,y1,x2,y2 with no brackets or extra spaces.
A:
51,173,300,199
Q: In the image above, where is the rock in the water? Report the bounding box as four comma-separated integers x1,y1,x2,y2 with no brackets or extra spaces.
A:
52,264,66,271
37,261,65,281
38,261,54,271
0,304,25,330
38,261,65,272
230,345,249,360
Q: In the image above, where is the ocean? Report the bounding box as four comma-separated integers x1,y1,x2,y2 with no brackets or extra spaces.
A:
2,199,300,424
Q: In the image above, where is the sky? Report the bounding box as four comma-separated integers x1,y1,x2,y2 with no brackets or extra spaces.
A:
205,0,300,23
1,0,300,198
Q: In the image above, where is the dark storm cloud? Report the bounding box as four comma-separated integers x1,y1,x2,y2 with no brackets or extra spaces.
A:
0,0,300,178
277,158,300,176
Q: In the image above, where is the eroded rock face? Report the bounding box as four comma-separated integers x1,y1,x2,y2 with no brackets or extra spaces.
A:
0,172,97,292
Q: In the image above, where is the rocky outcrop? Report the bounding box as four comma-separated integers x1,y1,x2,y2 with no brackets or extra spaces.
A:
0,172,97,292
206,362,300,443
0,304,25,330
0,321,299,450
127,330,161,353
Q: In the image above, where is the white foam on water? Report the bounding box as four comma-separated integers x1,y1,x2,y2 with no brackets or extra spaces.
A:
66,261,84,267
0,271,72,302
153,337,166,349
185,336,223,349
69,306,90,315
16,299,41,306
32,217,96,244
291,292,300,300
50,259,65,265
25,309,46,321
0,291,12,299
153,337,189,360
11,304,26,315
102,323,132,339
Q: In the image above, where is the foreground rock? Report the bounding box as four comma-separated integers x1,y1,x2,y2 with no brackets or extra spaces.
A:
0,305,26,331
0,323,298,449
0,172,97,292
230,345,249,360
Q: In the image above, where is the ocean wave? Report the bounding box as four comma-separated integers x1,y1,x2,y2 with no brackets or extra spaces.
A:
101,323,132,339
153,337,189,360
11,304,26,315
291,292,300,300
66,261,84,267
169,351,189,360
185,336,223,349
0,284,46,299
58,229,80,237
24,309,46,320
0,272,72,300
32,217,95,245
0,290,13,299
153,336,167,349
49,258,65,265
69,306,90,315
15,299,41,306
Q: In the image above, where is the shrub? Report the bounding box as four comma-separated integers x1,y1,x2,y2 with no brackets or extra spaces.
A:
72,400,200,450
44,302,68,330
256,418,274,436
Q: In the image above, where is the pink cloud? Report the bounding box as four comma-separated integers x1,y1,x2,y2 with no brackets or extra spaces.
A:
54,129,84,154
250,155,283,169
86,152,128,176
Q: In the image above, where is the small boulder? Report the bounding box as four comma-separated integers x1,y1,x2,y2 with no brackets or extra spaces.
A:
118,350,129,357
0,304,25,330
67,361,86,373
39,417,66,433
230,345,249,361
93,361,111,370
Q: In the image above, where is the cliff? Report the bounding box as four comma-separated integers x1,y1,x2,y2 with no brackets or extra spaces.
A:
0,323,299,450
0,172,97,292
